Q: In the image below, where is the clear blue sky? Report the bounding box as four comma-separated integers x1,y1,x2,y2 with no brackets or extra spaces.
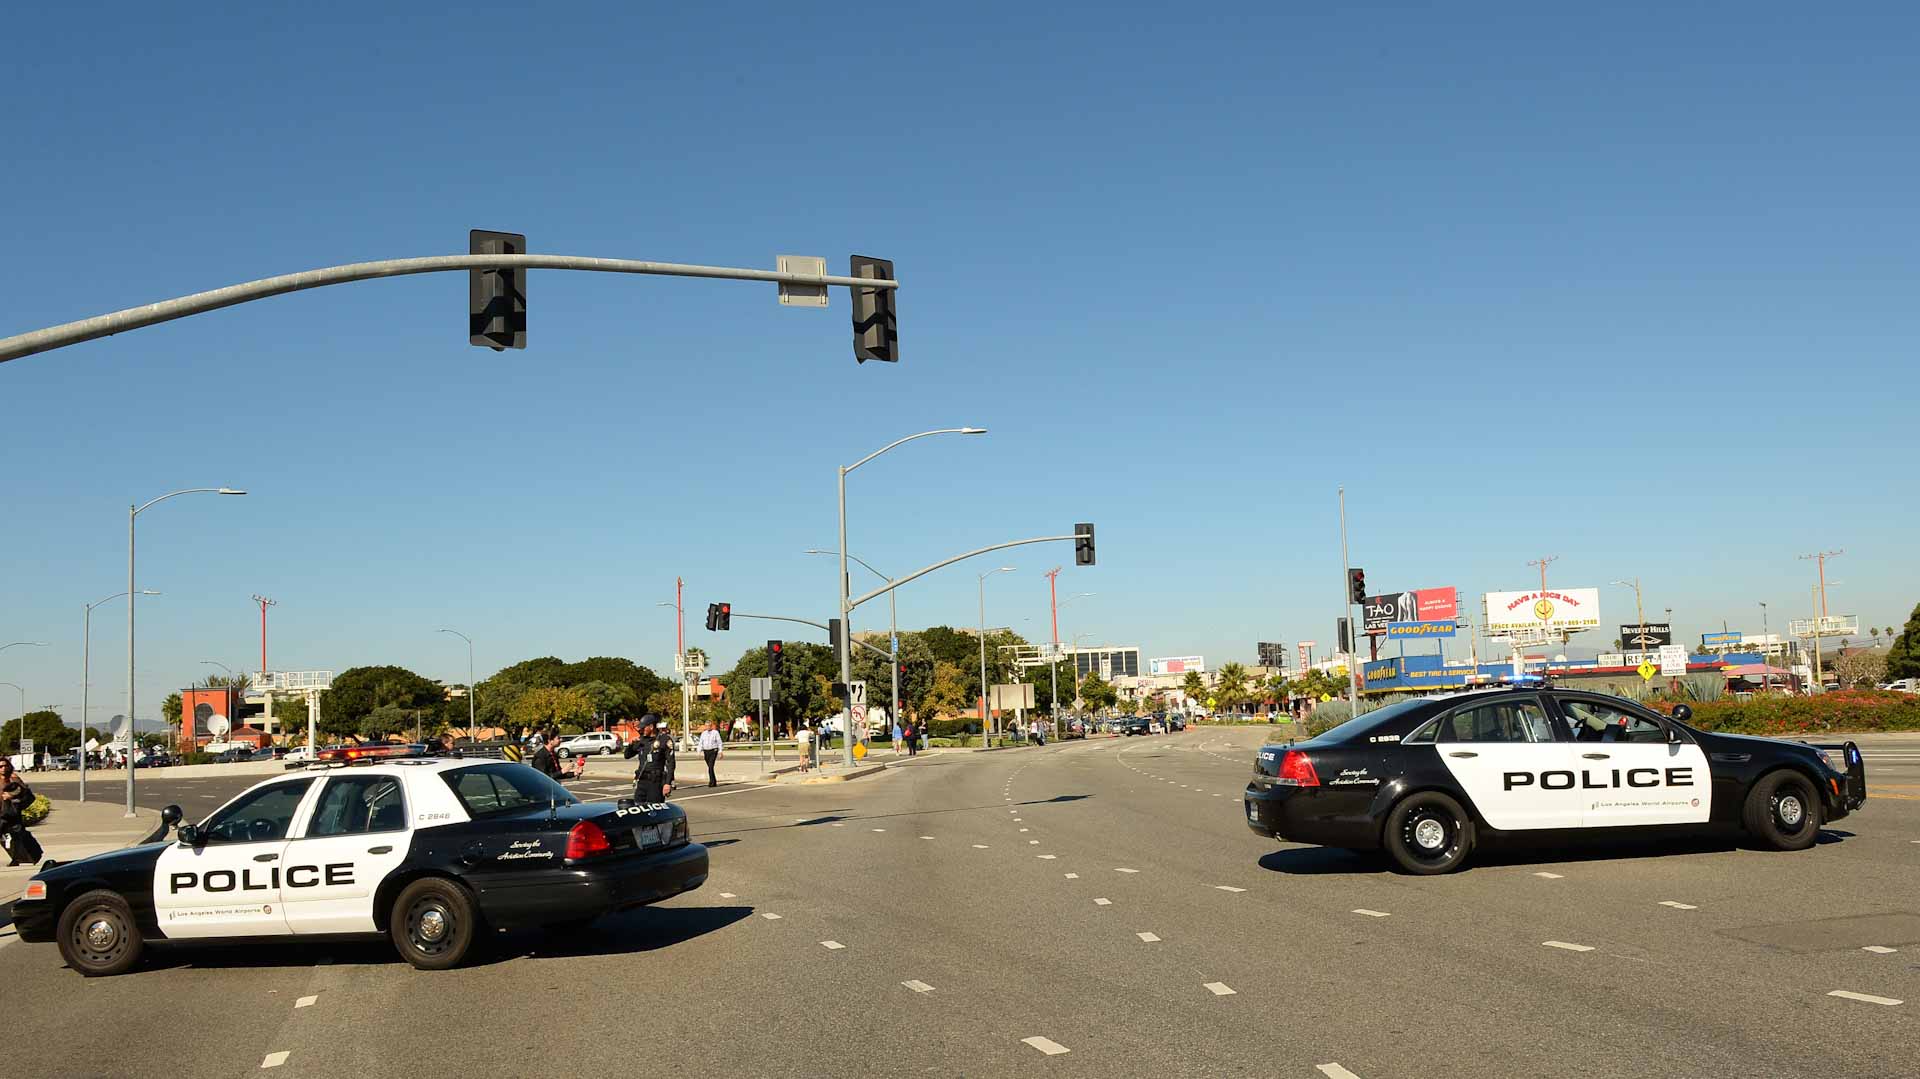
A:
4,2,1916,723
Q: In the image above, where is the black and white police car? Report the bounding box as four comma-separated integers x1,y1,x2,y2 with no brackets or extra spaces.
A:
12,749,708,975
1244,688,1867,874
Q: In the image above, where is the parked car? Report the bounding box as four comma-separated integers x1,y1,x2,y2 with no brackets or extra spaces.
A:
556,731,623,758
213,747,253,764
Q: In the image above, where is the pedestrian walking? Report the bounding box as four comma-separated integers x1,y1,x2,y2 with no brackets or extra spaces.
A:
795,722,813,773
903,719,919,756
0,759,44,866
891,721,903,755
699,721,724,788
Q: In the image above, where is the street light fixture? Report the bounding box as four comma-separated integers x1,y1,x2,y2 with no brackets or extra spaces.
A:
1049,592,1095,723
438,630,476,740
978,566,1015,745
1,642,49,769
127,487,246,815
806,548,904,736
836,427,986,767
80,595,155,800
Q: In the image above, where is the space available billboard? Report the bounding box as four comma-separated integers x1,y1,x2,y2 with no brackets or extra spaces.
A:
1148,656,1205,676
1363,587,1459,633
1619,623,1673,648
1484,588,1603,634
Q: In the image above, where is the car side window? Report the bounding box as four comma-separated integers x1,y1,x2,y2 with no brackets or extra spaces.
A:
1560,699,1667,744
441,763,575,818
201,779,315,844
1436,700,1553,743
307,775,407,837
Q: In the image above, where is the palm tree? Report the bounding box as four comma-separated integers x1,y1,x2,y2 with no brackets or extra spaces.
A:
1215,662,1249,714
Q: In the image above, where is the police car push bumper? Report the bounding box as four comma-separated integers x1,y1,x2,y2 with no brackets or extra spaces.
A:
1242,689,1865,875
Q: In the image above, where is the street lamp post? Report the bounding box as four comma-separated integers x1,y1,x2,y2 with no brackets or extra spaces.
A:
83,598,151,800
978,567,1015,745
1610,579,1647,656
1,642,49,769
1049,591,1094,725
127,487,246,815
438,630,475,739
836,427,985,767
806,549,901,741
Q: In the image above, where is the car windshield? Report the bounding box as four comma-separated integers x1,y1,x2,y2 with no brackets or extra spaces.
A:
440,763,579,818
1307,697,1436,743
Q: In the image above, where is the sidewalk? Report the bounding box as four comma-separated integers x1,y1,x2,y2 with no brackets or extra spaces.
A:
2,798,163,903
574,744,956,786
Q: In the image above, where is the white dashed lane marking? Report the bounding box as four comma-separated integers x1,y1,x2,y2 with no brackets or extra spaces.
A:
1863,946,1898,954
1542,941,1593,952
973,844,990,849
1829,990,1903,1006
1204,982,1236,996
762,913,784,920
1214,885,1246,893
1352,909,1390,918
1064,873,1079,879
1022,1037,1071,1056
903,980,935,993
820,941,845,950
1136,932,1161,942
261,1052,290,1069
1317,1065,1362,1079
919,836,935,840
1038,854,1057,859
1659,901,1698,910
294,996,316,1009
1115,867,1140,874
1094,898,1112,906
1533,872,1564,879
871,828,885,832
719,892,737,898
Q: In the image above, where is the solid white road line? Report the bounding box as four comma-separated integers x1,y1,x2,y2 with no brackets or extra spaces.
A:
676,784,775,801
1316,1065,1362,1079
1658,901,1698,910
261,1052,290,1069
1542,941,1594,952
1533,872,1564,879
1214,885,1247,893
1204,982,1236,996
1022,1037,1070,1056
1094,898,1112,906
294,996,316,1009
902,980,935,993
1137,932,1161,942
762,913,784,920
1828,990,1903,1005
1863,946,1898,954
1352,909,1390,918
820,941,845,950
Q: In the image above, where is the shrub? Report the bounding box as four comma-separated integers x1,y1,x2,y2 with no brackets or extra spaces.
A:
21,794,51,825
928,718,982,739
1643,690,1920,736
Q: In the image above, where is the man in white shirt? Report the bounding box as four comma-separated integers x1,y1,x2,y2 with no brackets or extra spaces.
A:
698,722,724,788
795,722,813,773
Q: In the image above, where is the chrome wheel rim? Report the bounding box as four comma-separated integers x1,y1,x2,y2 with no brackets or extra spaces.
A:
408,899,454,954
1777,794,1805,828
70,904,130,968
84,917,119,951
1413,818,1447,850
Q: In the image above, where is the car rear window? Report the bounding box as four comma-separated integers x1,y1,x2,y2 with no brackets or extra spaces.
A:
1308,697,1435,743
441,763,578,818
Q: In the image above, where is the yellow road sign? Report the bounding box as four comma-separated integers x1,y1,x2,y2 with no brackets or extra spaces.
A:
853,742,867,760
1637,661,1657,682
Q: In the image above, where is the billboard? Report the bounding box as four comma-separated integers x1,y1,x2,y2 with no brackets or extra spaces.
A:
1701,631,1743,647
1619,623,1673,649
1148,656,1205,676
1387,621,1457,639
1484,588,1602,634
1788,615,1858,638
1363,587,1459,634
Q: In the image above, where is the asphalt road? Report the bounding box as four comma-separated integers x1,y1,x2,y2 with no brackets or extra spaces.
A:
6,729,1918,1078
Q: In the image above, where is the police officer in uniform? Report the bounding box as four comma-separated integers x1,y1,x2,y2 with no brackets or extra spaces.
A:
624,715,677,803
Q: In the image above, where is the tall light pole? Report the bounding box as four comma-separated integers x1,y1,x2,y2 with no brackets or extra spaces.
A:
1760,602,1769,652
438,630,475,739
1338,488,1359,712
1610,579,1646,655
837,427,986,767
656,590,691,750
128,487,247,815
806,549,900,737
1799,550,1842,694
1,642,48,768
251,594,276,677
82,597,151,800
1049,590,1095,723
978,567,1015,745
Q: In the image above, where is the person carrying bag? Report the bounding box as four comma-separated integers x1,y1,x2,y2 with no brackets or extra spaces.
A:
0,759,44,866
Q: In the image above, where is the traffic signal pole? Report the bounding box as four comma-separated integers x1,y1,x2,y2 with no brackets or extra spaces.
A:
1338,488,1359,714
0,251,899,365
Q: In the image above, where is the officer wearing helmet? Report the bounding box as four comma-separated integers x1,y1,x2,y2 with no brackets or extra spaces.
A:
624,714,676,803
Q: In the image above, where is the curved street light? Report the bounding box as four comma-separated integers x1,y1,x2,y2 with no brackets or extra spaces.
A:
1,643,48,769
81,594,156,800
978,566,1016,744
437,629,476,739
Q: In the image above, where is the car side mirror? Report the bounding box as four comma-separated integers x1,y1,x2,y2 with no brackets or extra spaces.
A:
1672,704,1693,724
176,823,202,846
160,804,183,829
1667,726,1682,743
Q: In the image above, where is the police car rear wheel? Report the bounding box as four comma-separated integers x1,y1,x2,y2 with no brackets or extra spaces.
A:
391,878,477,970
57,889,143,977
1743,771,1821,851
1384,792,1475,875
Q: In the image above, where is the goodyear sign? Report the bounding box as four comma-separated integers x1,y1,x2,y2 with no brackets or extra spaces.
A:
1364,660,1398,681
1702,631,1742,647
1386,621,1456,639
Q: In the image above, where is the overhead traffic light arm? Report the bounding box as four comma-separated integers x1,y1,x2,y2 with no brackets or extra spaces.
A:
0,250,901,365
733,612,894,660
847,530,1090,612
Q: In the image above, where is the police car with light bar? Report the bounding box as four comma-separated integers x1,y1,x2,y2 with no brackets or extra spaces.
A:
1244,688,1867,874
11,750,707,975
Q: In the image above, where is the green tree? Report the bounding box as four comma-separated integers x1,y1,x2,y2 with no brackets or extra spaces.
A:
509,686,596,733
268,694,309,736
1181,671,1206,706
359,703,417,742
572,680,639,724
1888,603,1920,682
321,666,446,741
1214,662,1250,713
922,660,972,718
1078,670,1118,710
6,710,76,754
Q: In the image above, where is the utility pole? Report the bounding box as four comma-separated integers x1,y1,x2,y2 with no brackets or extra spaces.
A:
1337,488,1359,713
1799,550,1842,693
251,594,276,677
1528,554,1561,652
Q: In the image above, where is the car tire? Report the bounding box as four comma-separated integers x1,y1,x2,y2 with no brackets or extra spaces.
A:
56,889,145,977
601,746,615,755
1743,770,1821,851
390,877,478,971
1384,791,1475,875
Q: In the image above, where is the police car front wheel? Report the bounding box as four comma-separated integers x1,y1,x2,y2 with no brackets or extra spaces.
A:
56,889,144,977
1743,770,1821,851
391,878,478,970
1384,792,1476,875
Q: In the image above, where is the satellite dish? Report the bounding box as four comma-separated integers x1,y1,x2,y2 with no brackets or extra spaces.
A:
109,715,129,740
208,714,231,739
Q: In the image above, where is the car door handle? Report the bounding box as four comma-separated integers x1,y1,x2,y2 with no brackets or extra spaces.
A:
253,852,279,862
1447,751,1478,758
1582,753,1610,760
367,845,393,855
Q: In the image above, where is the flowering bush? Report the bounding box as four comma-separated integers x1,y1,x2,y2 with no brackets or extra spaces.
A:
22,793,51,825
1643,690,1920,736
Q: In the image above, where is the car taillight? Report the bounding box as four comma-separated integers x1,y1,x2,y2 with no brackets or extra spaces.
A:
1275,750,1319,787
565,821,613,860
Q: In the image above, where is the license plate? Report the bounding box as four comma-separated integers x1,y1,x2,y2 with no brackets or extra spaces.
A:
634,823,670,849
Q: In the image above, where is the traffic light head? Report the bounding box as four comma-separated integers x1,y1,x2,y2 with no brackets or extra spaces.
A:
1074,523,1096,566
1348,568,1367,605
718,602,731,631
704,603,719,631
468,229,526,350
767,640,783,679
850,255,898,363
